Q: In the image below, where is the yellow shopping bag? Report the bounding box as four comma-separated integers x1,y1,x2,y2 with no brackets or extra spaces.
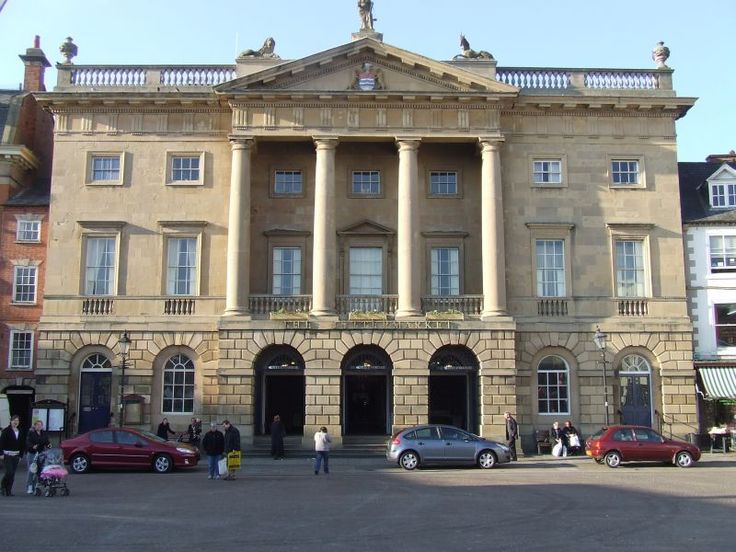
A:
227,451,241,470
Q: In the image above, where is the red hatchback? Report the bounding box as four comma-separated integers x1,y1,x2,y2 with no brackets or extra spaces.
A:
585,425,701,468
61,427,200,474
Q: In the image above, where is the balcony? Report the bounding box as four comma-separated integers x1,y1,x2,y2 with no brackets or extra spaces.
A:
249,295,312,316
337,295,398,317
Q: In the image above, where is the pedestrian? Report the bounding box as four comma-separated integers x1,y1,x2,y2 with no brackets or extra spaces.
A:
187,417,202,447
25,419,50,494
201,422,225,480
222,420,241,480
551,421,567,457
0,415,25,496
270,414,286,460
504,411,518,461
562,420,582,455
313,426,331,475
156,417,176,440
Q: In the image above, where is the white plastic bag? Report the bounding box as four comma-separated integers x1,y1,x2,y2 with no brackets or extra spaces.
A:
568,434,581,448
218,457,228,477
552,441,566,457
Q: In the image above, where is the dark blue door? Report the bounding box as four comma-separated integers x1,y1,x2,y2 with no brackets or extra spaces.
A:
78,372,112,434
619,374,652,427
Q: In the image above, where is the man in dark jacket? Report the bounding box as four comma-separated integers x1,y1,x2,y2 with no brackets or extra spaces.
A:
222,420,241,480
0,415,25,496
504,411,519,461
201,422,225,480
270,414,286,460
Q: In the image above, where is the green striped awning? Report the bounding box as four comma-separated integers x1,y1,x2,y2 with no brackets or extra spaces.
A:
699,367,736,400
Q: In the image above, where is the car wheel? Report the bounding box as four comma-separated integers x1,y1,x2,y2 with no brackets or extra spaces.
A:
675,451,694,468
399,451,419,470
69,454,90,474
477,450,497,469
153,454,173,473
604,451,622,468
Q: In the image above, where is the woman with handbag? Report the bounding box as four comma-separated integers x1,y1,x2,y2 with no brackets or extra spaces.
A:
25,419,50,494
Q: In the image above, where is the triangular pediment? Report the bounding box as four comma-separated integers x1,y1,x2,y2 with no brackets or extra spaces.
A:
338,219,395,236
216,38,517,97
707,163,736,182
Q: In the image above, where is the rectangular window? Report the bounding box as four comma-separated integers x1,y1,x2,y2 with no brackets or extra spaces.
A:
349,247,383,295
352,171,381,195
171,156,200,182
611,160,640,185
715,304,736,347
9,330,33,370
709,235,736,273
429,171,458,195
533,160,562,185
536,240,566,297
615,240,645,297
85,237,116,295
711,183,736,208
91,156,121,181
13,266,37,303
16,220,41,242
272,247,302,295
431,248,459,295
166,237,197,295
274,171,303,195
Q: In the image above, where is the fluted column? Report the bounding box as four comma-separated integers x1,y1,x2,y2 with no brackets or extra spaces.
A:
395,139,422,318
224,138,254,316
480,139,507,318
310,137,339,317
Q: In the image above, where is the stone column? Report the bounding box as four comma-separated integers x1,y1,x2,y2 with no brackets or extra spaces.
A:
395,139,422,318
310,137,339,317
224,138,254,316
480,139,507,318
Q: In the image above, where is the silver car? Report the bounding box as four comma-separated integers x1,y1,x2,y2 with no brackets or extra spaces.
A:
386,425,512,470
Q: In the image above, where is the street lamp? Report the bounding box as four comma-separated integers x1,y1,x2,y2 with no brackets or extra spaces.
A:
118,331,131,427
593,326,609,427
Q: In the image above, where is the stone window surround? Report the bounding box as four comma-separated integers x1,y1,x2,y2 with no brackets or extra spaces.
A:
526,223,575,299
152,346,203,419
14,214,44,243
537,354,571,416
607,154,646,189
158,220,206,297
427,168,463,198
77,221,126,296
422,231,468,296
85,151,127,186
11,260,40,304
606,223,654,298
165,151,205,186
8,327,34,371
529,154,567,188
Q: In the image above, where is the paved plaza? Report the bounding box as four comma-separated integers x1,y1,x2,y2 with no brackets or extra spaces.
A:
2,454,734,551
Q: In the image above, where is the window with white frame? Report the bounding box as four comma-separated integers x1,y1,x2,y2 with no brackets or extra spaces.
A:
349,247,383,295
611,159,640,186
16,219,41,242
13,265,37,303
162,354,195,414
85,236,116,295
91,155,121,181
536,240,566,297
274,171,303,195
166,237,197,295
537,355,569,414
429,171,458,196
272,247,302,295
715,304,736,347
709,234,736,273
352,171,381,196
171,155,200,182
615,239,646,297
9,330,33,370
710,182,736,208
431,247,459,295
533,160,562,185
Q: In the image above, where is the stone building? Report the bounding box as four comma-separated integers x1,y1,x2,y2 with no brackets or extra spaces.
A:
34,23,696,449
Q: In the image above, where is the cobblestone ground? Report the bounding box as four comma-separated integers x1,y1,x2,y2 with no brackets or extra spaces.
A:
2,454,734,551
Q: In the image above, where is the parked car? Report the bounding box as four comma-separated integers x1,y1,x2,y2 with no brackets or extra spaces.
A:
585,425,701,468
386,424,512,470
61,427,200,474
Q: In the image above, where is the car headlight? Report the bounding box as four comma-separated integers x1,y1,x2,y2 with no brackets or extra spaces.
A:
176,447,194,454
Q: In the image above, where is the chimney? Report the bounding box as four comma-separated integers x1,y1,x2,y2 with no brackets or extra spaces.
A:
18,35,51,92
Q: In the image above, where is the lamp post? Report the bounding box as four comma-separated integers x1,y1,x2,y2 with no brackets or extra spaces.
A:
593,326,609,427
118,331,131,427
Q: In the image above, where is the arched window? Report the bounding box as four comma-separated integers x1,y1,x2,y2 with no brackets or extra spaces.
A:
620,354,651,373
162,354,195,414
537,355,569,414
82,353,112,370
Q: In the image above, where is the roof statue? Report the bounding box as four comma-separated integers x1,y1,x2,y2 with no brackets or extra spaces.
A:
59,36,78,64
358,0,375,32
453,34,494,61
652,41,670,69
239,37,280,59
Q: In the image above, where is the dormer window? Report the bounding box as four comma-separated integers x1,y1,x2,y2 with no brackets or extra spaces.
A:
707,163,736,208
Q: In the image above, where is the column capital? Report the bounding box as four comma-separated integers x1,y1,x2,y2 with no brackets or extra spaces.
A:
313,136,340,150
228,136,255,151
395,137,421,152
478,136,505,153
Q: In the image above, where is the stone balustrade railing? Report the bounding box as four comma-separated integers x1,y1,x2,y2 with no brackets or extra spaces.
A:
249,294,312,315
421,295,483,316
61,65,237,89
337,294,399,315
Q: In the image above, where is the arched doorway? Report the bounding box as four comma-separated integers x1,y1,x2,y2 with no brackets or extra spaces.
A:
2,385,35,430
619,354,653,427
255,346,305,436
342,346,392,435
78,353,113,434
429,346,479,433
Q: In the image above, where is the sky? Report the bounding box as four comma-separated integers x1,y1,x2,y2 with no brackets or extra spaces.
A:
0,0,733,162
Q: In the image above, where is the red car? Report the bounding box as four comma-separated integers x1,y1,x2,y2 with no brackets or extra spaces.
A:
61,427,200,474
585,425,701,468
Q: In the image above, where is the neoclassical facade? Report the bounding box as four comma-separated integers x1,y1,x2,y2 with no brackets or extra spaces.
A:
35,31,697,448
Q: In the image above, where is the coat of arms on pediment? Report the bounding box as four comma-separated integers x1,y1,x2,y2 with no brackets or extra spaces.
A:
350,62,385,91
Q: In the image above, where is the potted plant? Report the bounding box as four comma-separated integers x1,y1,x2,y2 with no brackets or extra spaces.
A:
269,308,309,320
425,309,464,320
348,310,388,321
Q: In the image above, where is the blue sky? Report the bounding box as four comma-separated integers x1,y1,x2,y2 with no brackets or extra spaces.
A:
0,0,733,161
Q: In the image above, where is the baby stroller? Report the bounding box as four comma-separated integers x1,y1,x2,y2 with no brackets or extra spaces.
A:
33,448,70,497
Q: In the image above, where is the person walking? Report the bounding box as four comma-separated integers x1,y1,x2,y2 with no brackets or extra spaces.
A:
201,422,225,480
504,411,519,461
187,417,202,447
25,419,50,494
0,415,25,496
156,418,176,440
222,420,241,480
270,414,286,460
313,426,331,475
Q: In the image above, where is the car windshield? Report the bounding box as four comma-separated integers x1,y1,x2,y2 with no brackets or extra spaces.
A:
138,429,167,443
589,429,606,439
